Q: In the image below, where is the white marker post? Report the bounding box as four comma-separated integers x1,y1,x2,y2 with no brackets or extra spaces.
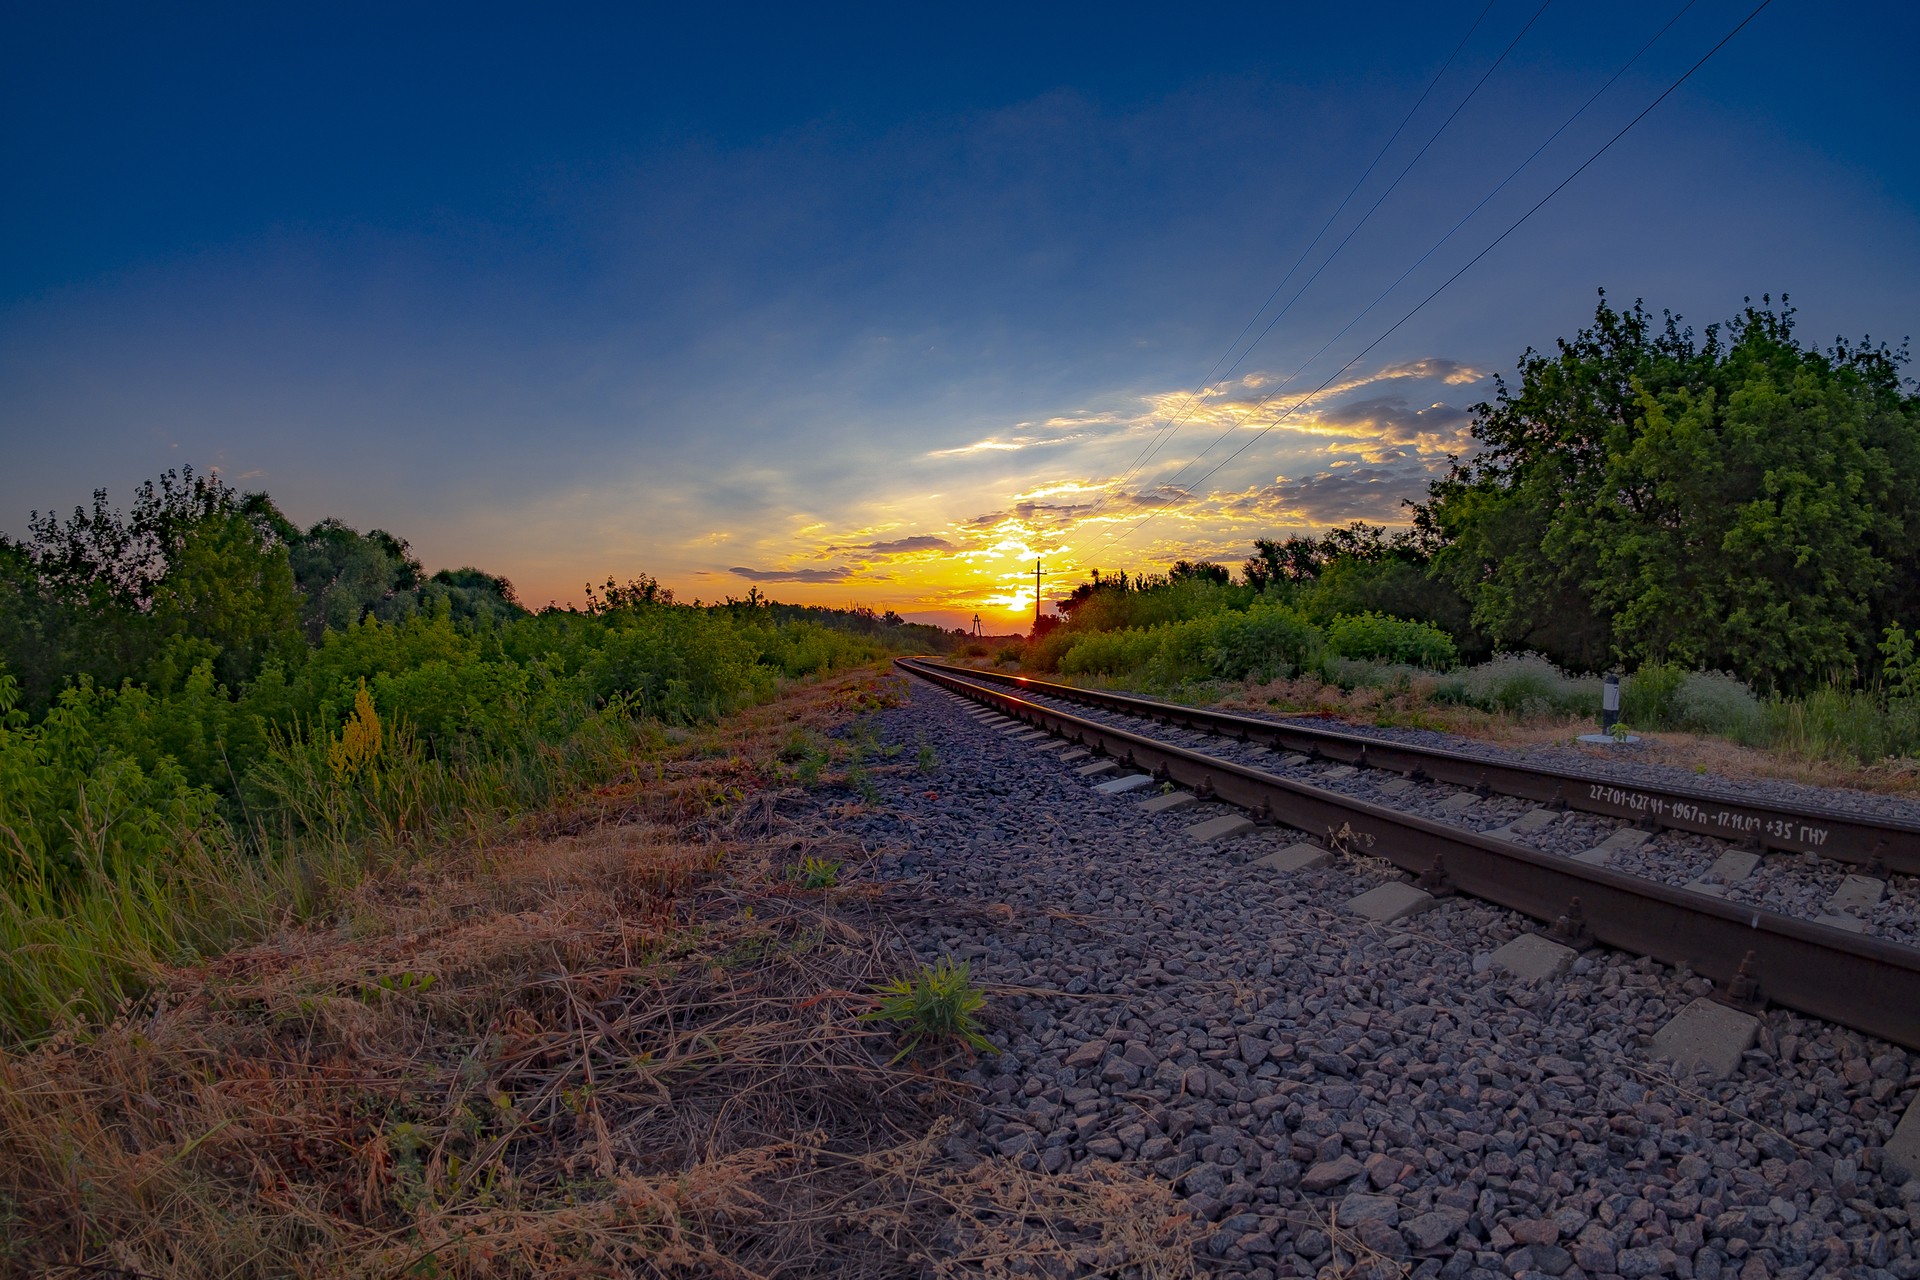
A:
1578,673,1638,745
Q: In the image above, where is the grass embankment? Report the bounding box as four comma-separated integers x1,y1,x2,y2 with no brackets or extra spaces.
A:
0,666,1199,1277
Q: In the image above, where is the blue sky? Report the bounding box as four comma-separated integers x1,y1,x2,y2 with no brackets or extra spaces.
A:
4,1,1916,626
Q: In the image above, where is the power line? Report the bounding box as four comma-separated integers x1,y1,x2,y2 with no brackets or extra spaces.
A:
1093,0,1701,538
1086,0,1772,563
1070,0,1499,530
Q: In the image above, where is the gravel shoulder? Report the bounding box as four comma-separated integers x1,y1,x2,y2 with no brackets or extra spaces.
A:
832,672,1920,1280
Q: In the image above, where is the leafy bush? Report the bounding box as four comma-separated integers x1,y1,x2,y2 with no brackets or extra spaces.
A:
1022,625,1085,674
1672,671,1763,736
1054,603,1322,686
1058,628,1161,677
1324,612,1457,669
1201,603,1322,681
1058,575,1250,634
1433,653,1600,718
1622,663,1684,728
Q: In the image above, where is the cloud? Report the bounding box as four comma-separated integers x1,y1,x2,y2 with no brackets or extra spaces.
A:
928,432,1094,458
728,565,858,583
844,535,954,555
1214,460,1440,527
1305,395,1477,460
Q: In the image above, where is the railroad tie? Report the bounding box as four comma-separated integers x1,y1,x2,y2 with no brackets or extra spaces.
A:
1255,842,1330,873
1649,998,1761,1081
1487,932,1577,982
1888,1102,1920,1179
1346,881,1435,923
1573,827,1652,865
1485,807,1562,842
1684,850,1760,896
1137,790,1196,814
1816,874,1886,932
1183,813,1253,843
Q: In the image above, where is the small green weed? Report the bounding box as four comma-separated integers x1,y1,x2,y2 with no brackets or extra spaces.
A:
845,763,881,806
862,957,994,1061
789,856,842,889
916,743,937,773
360,971,438,1001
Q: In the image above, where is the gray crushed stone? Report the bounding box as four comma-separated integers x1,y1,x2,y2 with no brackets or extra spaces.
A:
821,673,1920,1280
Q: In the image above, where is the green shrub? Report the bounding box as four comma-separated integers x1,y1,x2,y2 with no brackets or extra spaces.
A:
1672,671,1763,736
1434,654,1600,718
1622,663,1684,728
1022,625,1085,674
789,856,842,889
1324,612,1457,669
1202,603,1323,681
1058,626,1160,677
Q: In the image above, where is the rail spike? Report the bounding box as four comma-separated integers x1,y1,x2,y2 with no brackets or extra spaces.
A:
1549,897,1593,950
1415,853,1456,898
1720,949,1765,1012
1868,845,1891,879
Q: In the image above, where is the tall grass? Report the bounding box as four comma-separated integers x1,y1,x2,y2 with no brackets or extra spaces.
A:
0,614,888,1042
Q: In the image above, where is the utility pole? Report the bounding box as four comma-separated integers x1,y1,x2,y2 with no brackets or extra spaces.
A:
1034,559,1043,632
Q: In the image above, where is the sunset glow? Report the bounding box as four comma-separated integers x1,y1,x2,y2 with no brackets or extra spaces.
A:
4,6,1914,634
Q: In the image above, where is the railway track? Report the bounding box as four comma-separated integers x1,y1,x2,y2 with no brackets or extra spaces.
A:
896,656,1920,1057
905,658,1920,875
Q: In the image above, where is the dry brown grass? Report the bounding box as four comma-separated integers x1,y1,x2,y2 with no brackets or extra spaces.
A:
0,666,1199,1279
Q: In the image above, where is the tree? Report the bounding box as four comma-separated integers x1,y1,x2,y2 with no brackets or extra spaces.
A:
149,505,302,687
1241,537,1322,590
1417,294,1920,690
1168,560,1230,585
13,467,304,695
289,518,425,642
424,568,525,626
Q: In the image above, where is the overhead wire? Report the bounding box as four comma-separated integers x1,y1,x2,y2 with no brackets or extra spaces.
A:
1069,0,1499,530
1091,0,1700,538
1083,0,1773,563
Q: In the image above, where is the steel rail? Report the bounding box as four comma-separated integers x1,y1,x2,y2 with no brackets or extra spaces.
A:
901,658,1920,876
899,656,1920,1053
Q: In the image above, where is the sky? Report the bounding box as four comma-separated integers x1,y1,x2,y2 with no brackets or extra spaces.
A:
3,1,1917,630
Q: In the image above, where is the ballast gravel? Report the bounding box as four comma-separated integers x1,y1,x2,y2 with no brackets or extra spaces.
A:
828,674,1920,1280
955,676,1920,948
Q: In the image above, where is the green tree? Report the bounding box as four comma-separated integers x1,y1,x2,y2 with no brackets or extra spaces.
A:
289,518,425,641
14,467,303,697
1418,294,1920,690
423,567,526,626
149,507,303,687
